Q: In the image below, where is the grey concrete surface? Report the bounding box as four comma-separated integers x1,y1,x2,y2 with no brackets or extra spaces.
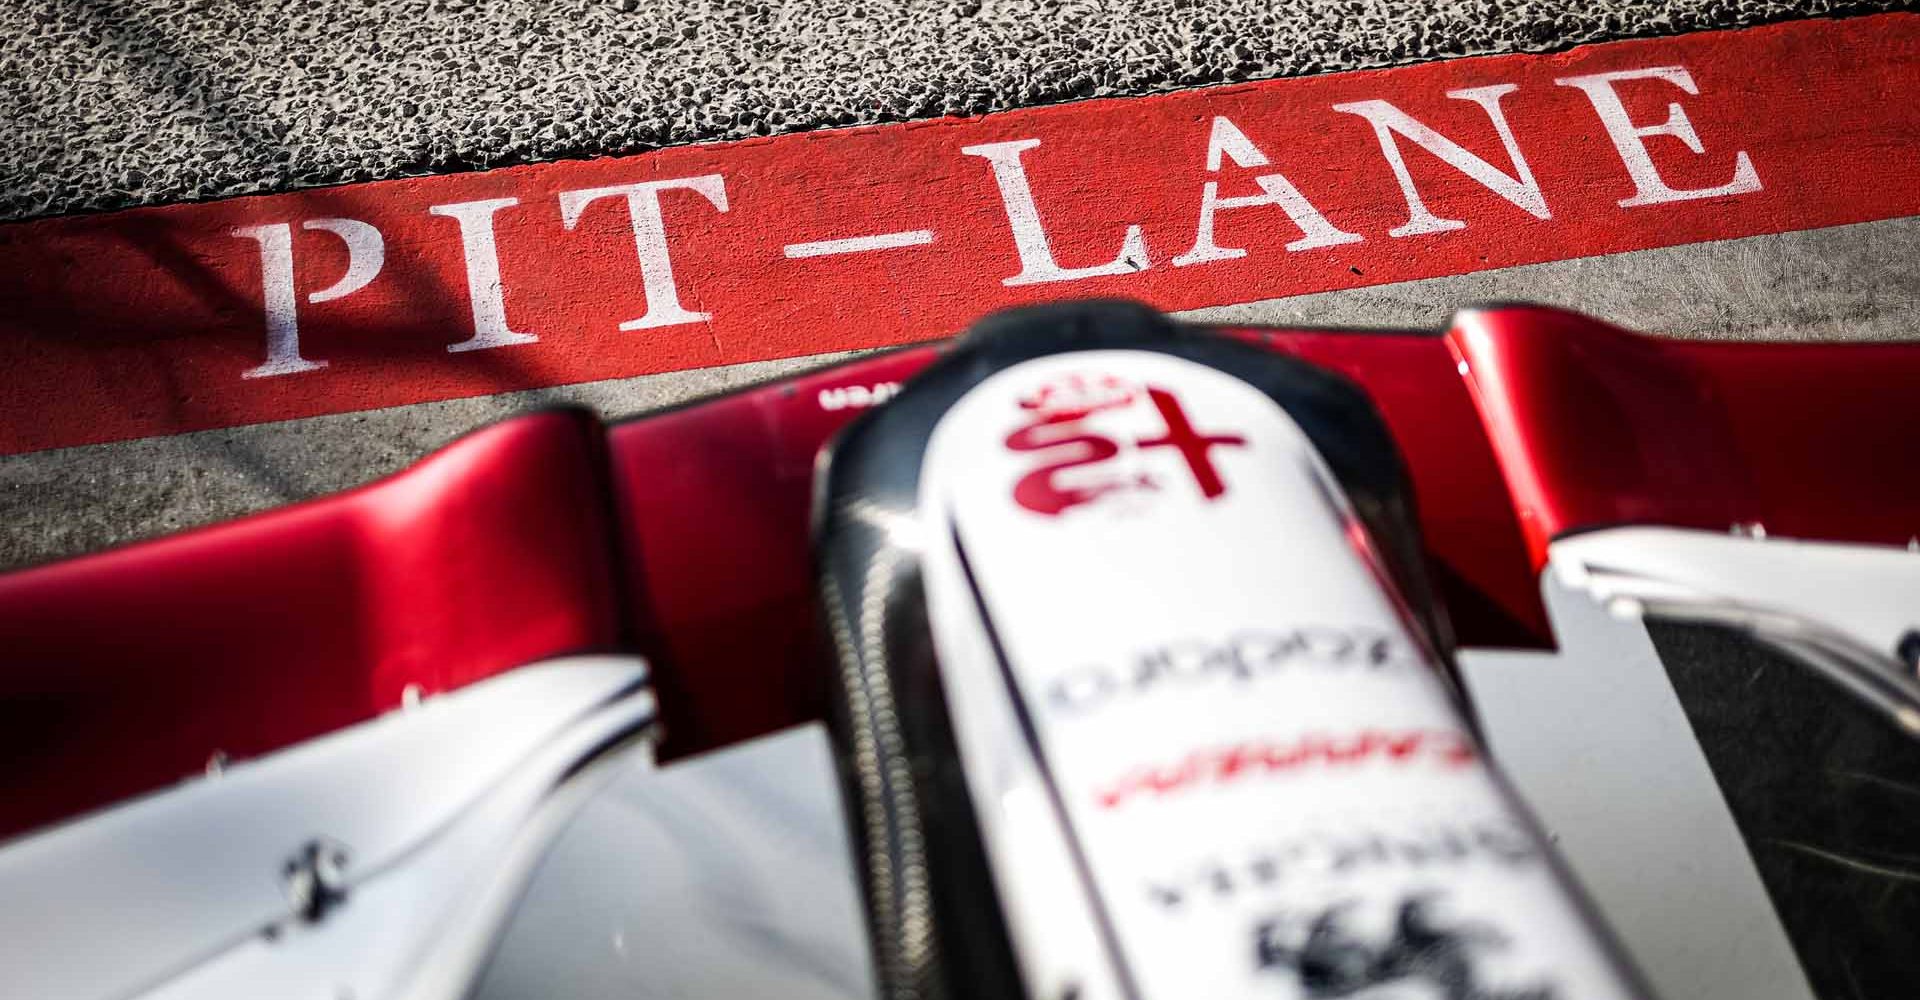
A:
1,0,1910,224
1179,215,1920,340
0,215,1911,572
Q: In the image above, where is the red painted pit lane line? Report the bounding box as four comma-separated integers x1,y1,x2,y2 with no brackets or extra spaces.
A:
0,14,1914,455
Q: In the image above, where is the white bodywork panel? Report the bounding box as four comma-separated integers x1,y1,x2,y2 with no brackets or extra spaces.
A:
1552,527,1920,732
469,723,877,1000
915,351,1637,1000
1552,526,1920,659
1466,527,1920,1000
12,511,1914,1000
1460,575,1816,1000
0,656,656,1000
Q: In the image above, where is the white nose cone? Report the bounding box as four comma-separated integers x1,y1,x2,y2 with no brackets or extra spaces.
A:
917,350,1644,1000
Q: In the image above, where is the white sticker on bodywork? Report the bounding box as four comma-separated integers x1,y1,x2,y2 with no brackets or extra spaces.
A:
917,351,1639,1000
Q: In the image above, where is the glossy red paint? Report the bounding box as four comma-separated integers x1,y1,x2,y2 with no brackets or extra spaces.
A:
606,348,942,757
7,307,1913,840
1244,329,1548,648
1448,306,1920,569
0,410,623,841
1671,337,1920,550
610,328,1548,769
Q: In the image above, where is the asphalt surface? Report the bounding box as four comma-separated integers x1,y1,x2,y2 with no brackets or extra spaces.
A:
2,0,1911,223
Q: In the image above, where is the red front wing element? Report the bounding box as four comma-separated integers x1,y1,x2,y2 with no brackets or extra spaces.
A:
1450,307,1920,565
1,305,1914,841
0,410,626,838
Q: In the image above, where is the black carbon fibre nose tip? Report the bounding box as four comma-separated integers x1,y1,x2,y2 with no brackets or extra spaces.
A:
958,299,1179,350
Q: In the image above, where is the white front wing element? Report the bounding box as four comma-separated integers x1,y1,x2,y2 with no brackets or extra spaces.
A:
1551,527,1920,733
1459,575,1816,1000
0,657,657,1000
469,723,877,1000
916,351,1639,1000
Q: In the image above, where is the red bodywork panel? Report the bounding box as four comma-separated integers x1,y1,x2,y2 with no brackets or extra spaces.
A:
0,410,625,840
1,306,1914,841
1247,329,1546,647
606,349,945,755
1451,307,1920,567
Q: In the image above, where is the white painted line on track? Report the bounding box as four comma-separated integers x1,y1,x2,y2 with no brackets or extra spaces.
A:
783,230,938,259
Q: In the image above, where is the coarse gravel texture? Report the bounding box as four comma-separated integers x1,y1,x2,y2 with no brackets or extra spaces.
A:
2,0,1913,223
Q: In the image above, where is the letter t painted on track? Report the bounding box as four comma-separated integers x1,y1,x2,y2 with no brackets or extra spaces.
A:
558,175,729,332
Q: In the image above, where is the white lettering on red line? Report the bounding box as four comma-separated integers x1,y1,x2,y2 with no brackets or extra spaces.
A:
225,62,1764,377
